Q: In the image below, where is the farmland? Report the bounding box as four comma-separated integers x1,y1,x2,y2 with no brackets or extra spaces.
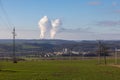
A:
0,59,120,80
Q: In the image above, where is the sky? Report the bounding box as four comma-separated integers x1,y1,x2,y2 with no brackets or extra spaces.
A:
0,0,120,40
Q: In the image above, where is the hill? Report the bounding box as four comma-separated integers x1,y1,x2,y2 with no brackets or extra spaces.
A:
0,39,120,57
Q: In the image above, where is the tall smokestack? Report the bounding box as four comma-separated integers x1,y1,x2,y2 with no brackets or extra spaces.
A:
38,16,51,39
51,19,62,39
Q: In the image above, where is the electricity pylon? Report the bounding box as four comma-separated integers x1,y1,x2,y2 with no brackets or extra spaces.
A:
12,27,17,63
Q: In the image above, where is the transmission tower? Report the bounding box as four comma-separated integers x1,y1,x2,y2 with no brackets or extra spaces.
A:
97,40,102,64
12,27,17,63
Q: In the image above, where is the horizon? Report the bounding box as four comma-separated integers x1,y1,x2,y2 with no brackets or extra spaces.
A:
0,38,120,41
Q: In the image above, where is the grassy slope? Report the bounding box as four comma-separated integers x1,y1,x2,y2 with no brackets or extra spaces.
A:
0,60,120,80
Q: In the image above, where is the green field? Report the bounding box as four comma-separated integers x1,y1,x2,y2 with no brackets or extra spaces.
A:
0,59,120,80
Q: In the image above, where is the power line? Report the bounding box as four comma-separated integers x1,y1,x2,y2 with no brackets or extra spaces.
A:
0,0,14,29
0,0,17,63
0,15,11,30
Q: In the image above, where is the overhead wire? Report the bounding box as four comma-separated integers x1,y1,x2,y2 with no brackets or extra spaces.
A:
0,0,39,39
0,0,15,30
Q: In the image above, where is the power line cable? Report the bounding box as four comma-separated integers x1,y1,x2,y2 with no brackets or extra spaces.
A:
0,15,10,29
0,0,14,29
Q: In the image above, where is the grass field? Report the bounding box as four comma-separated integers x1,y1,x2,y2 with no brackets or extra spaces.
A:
0,59,120,80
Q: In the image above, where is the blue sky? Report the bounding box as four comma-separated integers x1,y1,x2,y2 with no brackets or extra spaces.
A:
0,0,120,40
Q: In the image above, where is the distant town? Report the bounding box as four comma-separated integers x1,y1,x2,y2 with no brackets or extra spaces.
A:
0,39,120,60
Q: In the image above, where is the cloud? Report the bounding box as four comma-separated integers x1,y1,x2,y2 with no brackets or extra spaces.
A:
88,1,101,6
112,2,118,6
96,20,120,27
95,33,120,40
114,10,120,13
1,27,120,40
51,19,62,39
38,16,62,39
55,29,120,40
38,16,51,39
58,27,93,33
55,27,95,40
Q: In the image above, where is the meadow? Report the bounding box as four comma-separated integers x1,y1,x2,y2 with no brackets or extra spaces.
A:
0,59,120,80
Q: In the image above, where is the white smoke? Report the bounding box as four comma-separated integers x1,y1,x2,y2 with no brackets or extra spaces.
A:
38,16,62,39
38,16,51,39
51,19,62,39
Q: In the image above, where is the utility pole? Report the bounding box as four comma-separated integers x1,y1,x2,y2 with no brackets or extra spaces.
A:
12,27,17,63
97,41,101,64
115,48,118,65
103,46,107,65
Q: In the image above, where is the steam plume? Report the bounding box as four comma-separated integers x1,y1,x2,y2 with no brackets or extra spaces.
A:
38,16,51,39
38,16,62,39
51,19,62,39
